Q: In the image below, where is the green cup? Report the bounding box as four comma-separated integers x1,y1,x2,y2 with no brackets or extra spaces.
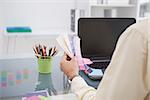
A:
38,57,52,73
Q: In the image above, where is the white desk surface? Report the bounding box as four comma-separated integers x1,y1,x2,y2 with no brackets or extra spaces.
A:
50,93,78,100
2,93,78,100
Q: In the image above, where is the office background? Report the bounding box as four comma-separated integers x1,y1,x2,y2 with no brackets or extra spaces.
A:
0,0,150,98
0,0,150,56
0,0,75,55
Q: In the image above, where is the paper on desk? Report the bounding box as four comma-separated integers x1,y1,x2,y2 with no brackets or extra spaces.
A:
24,96,40,100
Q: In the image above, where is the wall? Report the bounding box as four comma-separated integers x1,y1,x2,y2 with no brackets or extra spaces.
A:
12,36,59,55
0,5,4,55
0,0,75,55
0,32,3,55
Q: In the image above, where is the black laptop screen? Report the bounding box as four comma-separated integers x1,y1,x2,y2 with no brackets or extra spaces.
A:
78,18,136,60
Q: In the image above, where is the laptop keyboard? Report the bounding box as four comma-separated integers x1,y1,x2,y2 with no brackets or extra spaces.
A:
89,61,110,73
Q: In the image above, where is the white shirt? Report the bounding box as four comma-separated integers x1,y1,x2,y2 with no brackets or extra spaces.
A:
71,19,150,100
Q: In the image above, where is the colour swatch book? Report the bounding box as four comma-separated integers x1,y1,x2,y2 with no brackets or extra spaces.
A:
56,34,93,73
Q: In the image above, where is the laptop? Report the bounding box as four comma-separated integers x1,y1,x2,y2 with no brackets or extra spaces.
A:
78,18,136,69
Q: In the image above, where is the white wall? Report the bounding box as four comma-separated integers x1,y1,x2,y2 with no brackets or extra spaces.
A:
0,5,4,55
11,36,59,55
0,0,76,55
1,0,74,31
0,28,2,55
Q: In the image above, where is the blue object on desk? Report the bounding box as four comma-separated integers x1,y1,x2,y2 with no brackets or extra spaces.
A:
79,70,101,89
87,68,103,80
6,27,32,33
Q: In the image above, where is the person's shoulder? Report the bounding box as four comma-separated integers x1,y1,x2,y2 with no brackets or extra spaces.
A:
132,19,149,31
130,18,150,38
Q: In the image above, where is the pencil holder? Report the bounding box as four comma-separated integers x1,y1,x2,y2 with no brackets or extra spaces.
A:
38,57,52,73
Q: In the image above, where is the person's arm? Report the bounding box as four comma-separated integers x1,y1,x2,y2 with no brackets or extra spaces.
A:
60,20,150,100
71,22,149,100
94,21,149,100
71,76,96,100
60,54,96,100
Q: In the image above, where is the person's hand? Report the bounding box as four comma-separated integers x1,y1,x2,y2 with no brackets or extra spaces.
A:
60,54,79,80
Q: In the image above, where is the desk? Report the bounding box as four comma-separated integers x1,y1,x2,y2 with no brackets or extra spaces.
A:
0,56,68,99
1,93,78,100
50,93,78,100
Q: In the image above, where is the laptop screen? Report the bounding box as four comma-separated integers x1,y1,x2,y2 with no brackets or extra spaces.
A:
78,18,136,60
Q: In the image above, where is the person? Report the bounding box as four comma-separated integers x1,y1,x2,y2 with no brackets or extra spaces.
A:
60,19,150,100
